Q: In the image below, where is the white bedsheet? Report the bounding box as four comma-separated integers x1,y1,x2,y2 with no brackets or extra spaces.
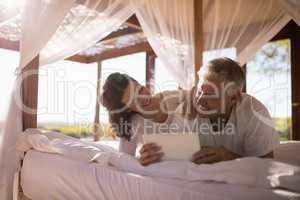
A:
92,153,300,192
21,151,300,200
19,130,300,200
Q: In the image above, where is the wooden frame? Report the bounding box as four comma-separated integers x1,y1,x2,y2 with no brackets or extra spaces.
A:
93,61,102,141
268,20,300,140
2,9,299,141
194,0,203,85
88,42,153,63
21,56,39,131
0,38,19,51
145,51,156,92
290,21,300,141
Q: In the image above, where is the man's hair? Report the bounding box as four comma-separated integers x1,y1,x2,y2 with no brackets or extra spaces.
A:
198,57,245,94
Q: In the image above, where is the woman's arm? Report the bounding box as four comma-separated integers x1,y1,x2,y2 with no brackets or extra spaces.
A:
118,137,137,156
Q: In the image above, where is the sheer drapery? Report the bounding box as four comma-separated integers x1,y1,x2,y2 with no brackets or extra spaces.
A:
1,1,133,198
131,0,195,89
278,0,300,26
1,1,75,199
0,1,22,26
202,0,291,65
19,0,75,69
39,0,133,66
0,0,297,199
19,0,133,69
0,80,23,200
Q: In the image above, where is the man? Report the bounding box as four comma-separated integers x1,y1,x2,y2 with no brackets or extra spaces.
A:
138,58,279,166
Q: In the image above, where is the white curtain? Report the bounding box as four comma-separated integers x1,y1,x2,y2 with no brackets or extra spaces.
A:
0,0,297,199
0,1,22,26
0,1,75,199
39,0,133,66
202,0,292,65
19,0,75,70
278,0,300,26
130,0,292,88
131,0,195,89
0,80,23,200
1,0,133,198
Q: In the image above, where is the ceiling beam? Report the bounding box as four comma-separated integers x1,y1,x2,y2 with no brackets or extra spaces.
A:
0,38,153,64
87,42,154,63
0,38,19,51
99,27,141,42
66,54,90,63
125,14,142,31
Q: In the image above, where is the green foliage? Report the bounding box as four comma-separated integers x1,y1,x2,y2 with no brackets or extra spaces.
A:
44,125,93,138
248,39,290,75
272,117,291,140
40,117,292,141
40,123,116,140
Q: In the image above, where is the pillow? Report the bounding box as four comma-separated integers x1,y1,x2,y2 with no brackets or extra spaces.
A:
16,130,62,154
22,129,116,162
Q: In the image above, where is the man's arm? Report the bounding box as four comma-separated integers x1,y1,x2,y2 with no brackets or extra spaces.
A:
192,146,274,164
260,151,274,158
192,146,239,164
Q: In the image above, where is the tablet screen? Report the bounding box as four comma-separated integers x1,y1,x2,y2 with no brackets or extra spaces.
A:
143,133,201,160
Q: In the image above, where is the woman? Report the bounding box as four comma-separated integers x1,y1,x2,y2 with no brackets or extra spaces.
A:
100,73,188,158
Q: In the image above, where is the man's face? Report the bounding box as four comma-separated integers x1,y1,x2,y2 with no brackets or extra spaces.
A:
194,74,229,117
121,80,151,113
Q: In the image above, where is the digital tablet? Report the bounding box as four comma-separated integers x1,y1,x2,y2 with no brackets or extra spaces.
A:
143,133,200,161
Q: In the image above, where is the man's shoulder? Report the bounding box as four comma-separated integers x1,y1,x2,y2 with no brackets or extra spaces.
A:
238,93,269,115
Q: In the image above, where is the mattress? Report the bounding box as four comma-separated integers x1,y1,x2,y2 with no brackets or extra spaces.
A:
21,150,300,200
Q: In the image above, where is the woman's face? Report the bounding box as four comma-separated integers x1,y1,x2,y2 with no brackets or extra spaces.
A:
121,80,151,113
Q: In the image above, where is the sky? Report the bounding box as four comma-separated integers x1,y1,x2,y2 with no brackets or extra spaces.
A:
0,41,292,126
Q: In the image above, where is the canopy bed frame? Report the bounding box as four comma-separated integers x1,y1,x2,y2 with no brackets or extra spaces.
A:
0,0,299,199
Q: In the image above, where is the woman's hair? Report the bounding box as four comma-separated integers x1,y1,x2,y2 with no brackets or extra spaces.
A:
101,73,137,141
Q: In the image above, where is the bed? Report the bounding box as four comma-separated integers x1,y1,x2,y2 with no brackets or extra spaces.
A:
18,130,300,200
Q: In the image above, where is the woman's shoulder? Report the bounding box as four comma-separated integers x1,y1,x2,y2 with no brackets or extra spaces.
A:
131,113,145,124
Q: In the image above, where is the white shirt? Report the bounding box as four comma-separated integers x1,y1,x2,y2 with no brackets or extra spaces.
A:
119,93,279,157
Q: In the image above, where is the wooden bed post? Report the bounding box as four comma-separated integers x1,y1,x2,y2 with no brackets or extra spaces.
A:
93,61,102,141
242,64,247,93
194,0,203,85
270,20,300,141
290,22,300,141
21,55,39,131
145,51,156,93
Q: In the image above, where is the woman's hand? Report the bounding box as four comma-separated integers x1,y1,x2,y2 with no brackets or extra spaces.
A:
138,143,164,166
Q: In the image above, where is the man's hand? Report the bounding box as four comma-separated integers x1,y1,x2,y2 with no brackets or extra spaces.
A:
138,143,164,166
192,146,239,164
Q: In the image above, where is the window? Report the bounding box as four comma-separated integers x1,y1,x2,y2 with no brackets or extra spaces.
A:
246,39,291,140
154,58,179,93
38,53,146,140
99,52,146,123
37,60,98,138
203,47,236,65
